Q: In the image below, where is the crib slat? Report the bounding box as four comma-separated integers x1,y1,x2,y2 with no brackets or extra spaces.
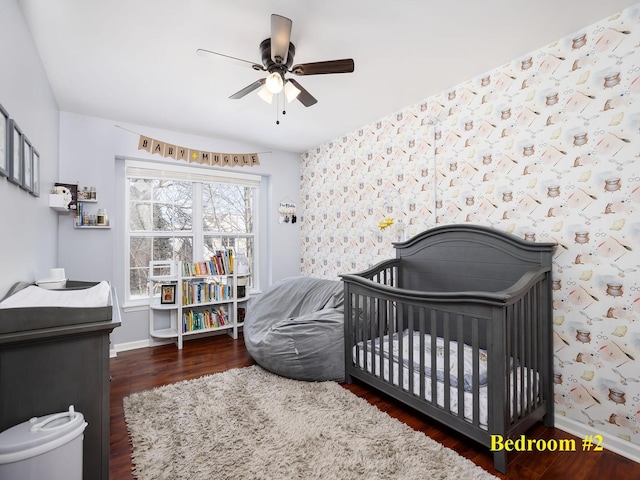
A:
378,297,384,380
367,294,372,374
443,313,451,413
519,302,524,418
532,283,539,408
472,318,480,427
511,301,516,421
525,291,533,414
505,304,513,423
388,299,394,387
345,288,353,383
407,305,414,395
515,298,522,420
358,293,368,368
430,310,438,406
397,300,404,390
419,308,426,401
457,315,465,420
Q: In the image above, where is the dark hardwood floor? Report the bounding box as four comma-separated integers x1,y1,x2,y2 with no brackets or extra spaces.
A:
110,334,640,479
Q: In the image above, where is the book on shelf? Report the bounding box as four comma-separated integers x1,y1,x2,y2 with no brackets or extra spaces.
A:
180,249,235,277
181,280,232,305
182,306,229,332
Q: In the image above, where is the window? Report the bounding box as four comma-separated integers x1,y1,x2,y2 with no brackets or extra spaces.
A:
125,160,260,305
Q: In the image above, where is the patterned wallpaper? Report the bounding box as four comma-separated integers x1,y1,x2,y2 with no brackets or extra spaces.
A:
300,6,640,451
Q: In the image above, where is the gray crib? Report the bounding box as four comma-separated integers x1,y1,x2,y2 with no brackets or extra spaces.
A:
340,224,555,474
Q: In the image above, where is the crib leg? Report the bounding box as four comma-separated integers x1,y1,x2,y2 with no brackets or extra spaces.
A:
543,411,555,428
493,450,508,475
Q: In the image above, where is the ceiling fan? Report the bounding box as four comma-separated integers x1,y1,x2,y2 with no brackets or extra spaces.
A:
197,14,355,107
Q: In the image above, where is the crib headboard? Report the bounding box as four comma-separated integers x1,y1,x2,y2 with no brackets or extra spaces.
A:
394,224,555,293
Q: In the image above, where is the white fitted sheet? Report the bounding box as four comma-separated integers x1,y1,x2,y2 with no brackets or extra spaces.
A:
354,329,537,428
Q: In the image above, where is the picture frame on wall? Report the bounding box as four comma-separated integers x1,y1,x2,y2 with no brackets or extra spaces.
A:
30,148,40,197
21,135,32,192
0,103,8,178
8,120,22,186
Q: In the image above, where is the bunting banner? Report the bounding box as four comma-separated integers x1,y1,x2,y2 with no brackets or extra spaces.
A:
137,135,260,167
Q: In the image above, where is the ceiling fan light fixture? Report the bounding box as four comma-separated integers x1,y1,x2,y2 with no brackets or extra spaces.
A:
257,85,273,104
284,80,301,103
201,14,352,109
265,72,284,94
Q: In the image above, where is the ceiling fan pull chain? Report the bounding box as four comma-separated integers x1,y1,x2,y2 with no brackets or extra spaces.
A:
282,91,287,117
276,93,280,125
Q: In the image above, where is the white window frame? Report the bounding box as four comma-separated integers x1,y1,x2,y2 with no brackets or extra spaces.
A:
124,159,261,307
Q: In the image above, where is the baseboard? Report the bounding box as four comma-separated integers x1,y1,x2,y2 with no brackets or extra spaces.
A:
110,330,239,357
555,415,640,465
111,339,156,356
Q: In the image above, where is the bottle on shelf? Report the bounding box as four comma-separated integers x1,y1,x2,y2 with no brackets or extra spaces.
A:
97,209,108,226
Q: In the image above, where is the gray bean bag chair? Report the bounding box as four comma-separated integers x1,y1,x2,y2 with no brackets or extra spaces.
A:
243,276,345,382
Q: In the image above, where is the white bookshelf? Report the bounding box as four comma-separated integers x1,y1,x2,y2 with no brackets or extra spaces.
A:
148,256,249,349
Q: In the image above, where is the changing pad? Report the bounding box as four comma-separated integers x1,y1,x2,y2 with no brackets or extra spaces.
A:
0,281,111,309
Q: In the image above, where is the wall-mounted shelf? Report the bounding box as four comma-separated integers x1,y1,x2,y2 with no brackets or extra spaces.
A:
49,184,111,228
77,193,110,228
48,193,73,212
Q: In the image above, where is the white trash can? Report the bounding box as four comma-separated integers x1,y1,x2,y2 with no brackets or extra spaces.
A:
0,405,87,480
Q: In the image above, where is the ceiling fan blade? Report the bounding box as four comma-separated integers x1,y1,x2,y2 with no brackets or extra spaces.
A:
197,48,265,71
291,59,354,76
229,78,266,99
287,79,317,107
271,14,292,64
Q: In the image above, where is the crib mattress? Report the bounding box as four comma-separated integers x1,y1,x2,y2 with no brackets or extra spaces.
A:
354,330,535,428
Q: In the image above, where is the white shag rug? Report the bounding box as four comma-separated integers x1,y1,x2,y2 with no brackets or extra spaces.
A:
123,365,497,480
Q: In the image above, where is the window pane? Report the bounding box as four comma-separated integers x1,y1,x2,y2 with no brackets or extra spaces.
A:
130,203,152,231
237,238,254,288
151,203,192,231
152,237,174,261
174,238,193,263
203,236,225,254
203,237,240,257
130,237,152,268
202,184,253,233
152,237,193,262
129,178,153,201
232,238,252,260
130,179,193,232
153,179,190,203
129,268,148,299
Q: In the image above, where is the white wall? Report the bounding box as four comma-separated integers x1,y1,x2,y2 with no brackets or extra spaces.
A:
0,0,60,296
58,112,301,348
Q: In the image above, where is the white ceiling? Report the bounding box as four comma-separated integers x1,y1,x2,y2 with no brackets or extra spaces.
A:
18,0,639,153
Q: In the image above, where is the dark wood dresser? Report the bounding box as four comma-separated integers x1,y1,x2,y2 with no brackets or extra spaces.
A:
0,281,120,480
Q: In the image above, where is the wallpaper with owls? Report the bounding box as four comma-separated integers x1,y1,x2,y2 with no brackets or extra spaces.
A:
300,6,640,452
